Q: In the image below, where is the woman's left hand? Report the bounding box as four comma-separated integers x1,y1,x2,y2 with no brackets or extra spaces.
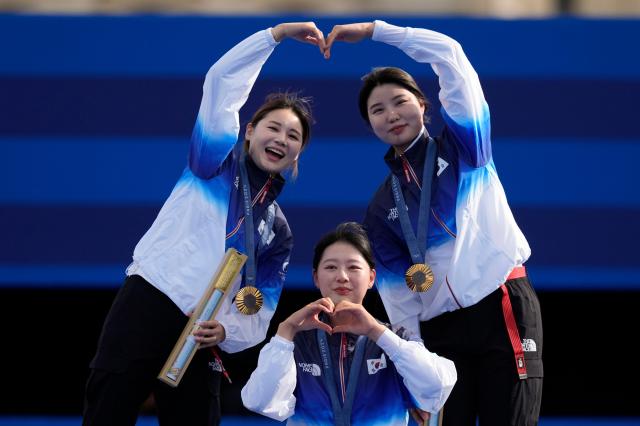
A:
323,22,375,59
331,301,386,341
271,22,326,53
194,319,226,348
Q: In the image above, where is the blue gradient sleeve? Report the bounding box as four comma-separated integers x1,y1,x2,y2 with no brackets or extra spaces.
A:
373,20,493,168
187,28,278,179
441,104,492,167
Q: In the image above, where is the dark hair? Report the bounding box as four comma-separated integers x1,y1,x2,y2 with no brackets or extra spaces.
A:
245,92,314,178
312,222,375,271
358,67,430,125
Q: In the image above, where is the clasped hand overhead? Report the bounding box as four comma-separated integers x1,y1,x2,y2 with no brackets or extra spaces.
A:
271,21,375,59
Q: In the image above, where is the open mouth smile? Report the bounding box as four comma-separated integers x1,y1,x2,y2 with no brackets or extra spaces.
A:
265,146,285,161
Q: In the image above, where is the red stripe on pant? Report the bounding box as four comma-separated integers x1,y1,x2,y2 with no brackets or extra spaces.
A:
500,266,528,379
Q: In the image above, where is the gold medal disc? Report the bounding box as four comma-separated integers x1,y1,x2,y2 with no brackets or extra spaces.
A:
405,263,434,292
235,286,263,315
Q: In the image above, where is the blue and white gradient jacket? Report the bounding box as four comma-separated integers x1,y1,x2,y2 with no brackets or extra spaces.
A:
125,28,292,354
363,21,531,335
242,325,456,425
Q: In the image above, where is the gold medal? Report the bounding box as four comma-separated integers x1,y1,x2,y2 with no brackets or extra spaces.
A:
235,286,263,315
405,263,434,292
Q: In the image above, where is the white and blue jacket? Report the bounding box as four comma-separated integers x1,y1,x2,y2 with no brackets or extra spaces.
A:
242,323,456,425
363,21,531,336
125,28,292,353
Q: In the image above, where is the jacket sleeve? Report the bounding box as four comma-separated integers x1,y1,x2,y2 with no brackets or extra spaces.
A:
377,328,457,414
364,201,422,337
241,335,297,421
372,20,491,168
188,28,279,179
217,211,292,353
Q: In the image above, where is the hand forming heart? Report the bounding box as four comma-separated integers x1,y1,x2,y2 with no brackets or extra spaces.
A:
277,297,386,342
271,21,376,60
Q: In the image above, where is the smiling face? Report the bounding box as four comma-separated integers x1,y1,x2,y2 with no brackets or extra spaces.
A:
366,83,426,151
313,241,376,306
246,108,304,174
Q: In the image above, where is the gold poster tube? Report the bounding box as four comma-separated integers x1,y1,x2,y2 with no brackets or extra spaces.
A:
158,248,247,387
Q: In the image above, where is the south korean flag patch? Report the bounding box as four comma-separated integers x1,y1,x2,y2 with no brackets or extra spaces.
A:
367,353,387,375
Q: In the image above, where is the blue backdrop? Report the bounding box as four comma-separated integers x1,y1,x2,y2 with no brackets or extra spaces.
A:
1,15,639,291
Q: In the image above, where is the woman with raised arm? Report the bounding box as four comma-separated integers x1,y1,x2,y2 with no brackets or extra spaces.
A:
242,222,456,425
83,22,324,426
322,21,543,426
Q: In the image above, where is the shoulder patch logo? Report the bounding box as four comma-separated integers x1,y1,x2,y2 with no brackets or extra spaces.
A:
298,362,321,376
437,157,449,177
367,353,387,375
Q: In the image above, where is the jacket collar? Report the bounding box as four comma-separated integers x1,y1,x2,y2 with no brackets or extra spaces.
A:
384,128,430,183
243,151,285,205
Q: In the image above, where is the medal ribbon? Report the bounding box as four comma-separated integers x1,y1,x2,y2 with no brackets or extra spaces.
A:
239,151,257,286
317,329,367,426
390,137,438,265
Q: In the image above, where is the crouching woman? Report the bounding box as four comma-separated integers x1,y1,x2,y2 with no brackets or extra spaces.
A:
242,222,456,425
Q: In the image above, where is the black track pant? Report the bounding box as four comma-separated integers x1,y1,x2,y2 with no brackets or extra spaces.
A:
421,275,543,426
83,275,221,426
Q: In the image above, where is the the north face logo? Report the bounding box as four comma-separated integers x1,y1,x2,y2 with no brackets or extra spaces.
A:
522,338,537,352
208,359,223,373
367,353,387,375
298,362,321,376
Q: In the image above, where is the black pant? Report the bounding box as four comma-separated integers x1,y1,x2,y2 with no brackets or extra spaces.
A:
421,276,543,426
83,275,221,426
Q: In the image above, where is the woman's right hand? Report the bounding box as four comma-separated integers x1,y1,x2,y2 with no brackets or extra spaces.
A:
271,22,326,53
277,297,334,341
409,408,431,426
324,22,375,59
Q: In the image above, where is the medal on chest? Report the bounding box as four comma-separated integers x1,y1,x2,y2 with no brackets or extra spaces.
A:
234,152,264,314
391,137,438,293
235,285,263,315
405,263,434,292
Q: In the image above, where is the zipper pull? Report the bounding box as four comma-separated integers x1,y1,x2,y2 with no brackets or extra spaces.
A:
259,176,273,204
401,157,411,184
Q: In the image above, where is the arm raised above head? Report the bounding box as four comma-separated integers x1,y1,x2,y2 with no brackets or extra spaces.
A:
372,20,492,167
189,22,324,179
189,28,278,178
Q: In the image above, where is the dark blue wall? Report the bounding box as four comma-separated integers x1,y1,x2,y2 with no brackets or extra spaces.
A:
1,14,639,291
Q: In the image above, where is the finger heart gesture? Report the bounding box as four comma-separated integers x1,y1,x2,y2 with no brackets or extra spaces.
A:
324,23,375,59
277,295,386,342
330,301,379,337
273,21,375,60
